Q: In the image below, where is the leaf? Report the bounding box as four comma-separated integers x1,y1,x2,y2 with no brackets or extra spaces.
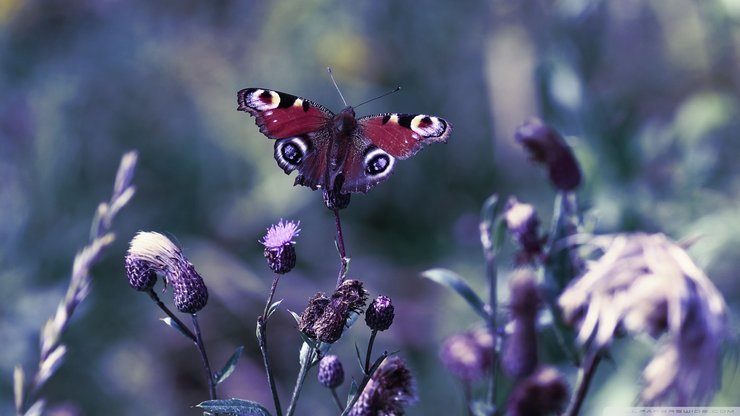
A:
214,346,244,385
161,317,192,340
346,379,359,407
196,398,272,415
470,400,496,416
421,268,488,320
287,310,301,325
267,299,283,319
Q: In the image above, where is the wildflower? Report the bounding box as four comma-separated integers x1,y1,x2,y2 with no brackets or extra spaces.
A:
506,366,568,416
559,233,727,404
349,356,417,416
318,355,345,389
504,197,543,263
365,295,395,332
260,219,300,274
439,328,493,382
502,270,541,378
514,118,582,191
126,231,209,313
299,280,368,343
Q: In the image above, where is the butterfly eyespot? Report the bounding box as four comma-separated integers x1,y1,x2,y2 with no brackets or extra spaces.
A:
364,147,395,178
274,137,309,172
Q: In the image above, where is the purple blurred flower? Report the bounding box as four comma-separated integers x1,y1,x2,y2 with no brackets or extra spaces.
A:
349,356,417,416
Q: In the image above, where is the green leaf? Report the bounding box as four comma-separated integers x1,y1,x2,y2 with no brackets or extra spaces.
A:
421,268,488,320
287,310,301,325
267,299,283,319
346,379,359,407
161,317,192,339
214,346,244,385
196,398,272,415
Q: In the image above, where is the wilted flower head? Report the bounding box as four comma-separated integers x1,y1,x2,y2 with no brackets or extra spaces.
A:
299,279,368,343
440,328,494,382
559,233,727,404
365,295,395,332
506,366,569,416
504,197,543,264
126,231,208,313
261,219,300,274
349,356,417,416
318,355,345,389
514,118,582,191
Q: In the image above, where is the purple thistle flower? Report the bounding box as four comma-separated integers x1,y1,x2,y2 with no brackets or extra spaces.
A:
260,219,300,274
349,356,417,416
260,219,301,249
318,355,345,389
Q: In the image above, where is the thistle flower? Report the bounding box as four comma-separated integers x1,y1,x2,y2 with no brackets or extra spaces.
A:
349,356,417,416
558,233,727,404
506,366,568,416
317,355,345,389
502,269,541,378
365,295,395,332
298,280,368,343
439,328,494,382
126,231,209,313
514,118,582,191
504,197,543,264
260,219,300,274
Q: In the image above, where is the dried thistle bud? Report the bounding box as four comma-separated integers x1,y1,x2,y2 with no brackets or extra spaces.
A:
302,280,368,343
124,256,157,291
172,262,209,314
318,355,345,389
365,295,395,332
323,189,351,210
349,356,417,416
260,219,300,274
504,197,543,264
126,231,209,313
506,366,568,416
298,292,330,339
439,330,492,382
503,270,541,378
514,118,582,191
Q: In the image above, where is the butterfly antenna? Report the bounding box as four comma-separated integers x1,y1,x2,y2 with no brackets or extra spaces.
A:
327,67,348,107
354,86,402,109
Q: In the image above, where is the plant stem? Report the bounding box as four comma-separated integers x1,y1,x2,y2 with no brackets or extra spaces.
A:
333,208,349,289
480,219,498,406
286,346,316,416
146,289,196,342
258,274,283,416
565,351,601,416
331,388,344,412
364,330,378,374
191,314,217,400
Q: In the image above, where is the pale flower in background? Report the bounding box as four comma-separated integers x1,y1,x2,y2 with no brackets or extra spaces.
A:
559,233,727,404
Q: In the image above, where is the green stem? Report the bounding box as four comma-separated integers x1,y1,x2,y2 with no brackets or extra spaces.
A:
565,352,601,416
364,330,378,374
286,347,316,416
258,274,283,416
191,314,217,400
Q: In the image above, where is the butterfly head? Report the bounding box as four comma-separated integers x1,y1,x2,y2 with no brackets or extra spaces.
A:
333,106,357,136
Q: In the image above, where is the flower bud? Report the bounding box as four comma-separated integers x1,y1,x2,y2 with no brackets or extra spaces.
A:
124,256,157,291
514,118,582,191
439,330,493,381
504,197,543,264
503,270,541,378
365,295,395,332
318,355,345,388
507,366,568,416
172,261,209,314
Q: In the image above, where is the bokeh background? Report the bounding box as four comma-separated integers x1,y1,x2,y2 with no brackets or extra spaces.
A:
2,0,740,414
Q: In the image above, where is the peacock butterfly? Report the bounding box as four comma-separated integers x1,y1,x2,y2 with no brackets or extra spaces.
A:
237,86,452,194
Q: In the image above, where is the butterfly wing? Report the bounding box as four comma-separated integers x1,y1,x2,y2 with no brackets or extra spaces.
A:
238,88,335,190
357,113,452,159
335,113,452,193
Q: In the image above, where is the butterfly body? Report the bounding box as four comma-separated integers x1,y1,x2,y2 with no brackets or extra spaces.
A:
237,88,451,194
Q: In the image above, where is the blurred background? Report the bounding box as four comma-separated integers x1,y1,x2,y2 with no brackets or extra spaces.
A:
2,0,739,414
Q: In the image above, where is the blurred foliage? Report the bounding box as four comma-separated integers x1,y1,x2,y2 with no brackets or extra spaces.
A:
1,0,739,414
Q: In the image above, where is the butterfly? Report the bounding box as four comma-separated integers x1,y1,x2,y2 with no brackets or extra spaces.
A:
237,88,452,194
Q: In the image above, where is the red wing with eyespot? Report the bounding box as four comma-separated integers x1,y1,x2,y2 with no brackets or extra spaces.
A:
237,88,333,139
358,113,452,159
